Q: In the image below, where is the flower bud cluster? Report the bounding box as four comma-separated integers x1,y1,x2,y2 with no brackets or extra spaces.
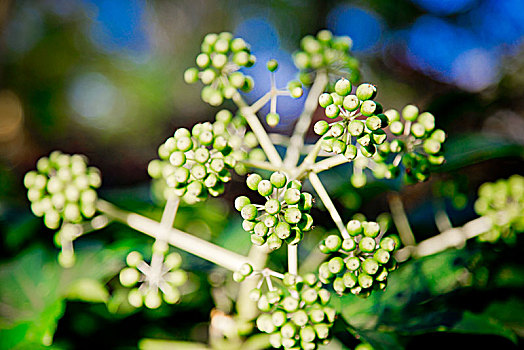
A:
24,151,101,230
370,105,446,183
184,32,255,106
474,175,524,243
314,78,388,159
235,172,314,251
293,30,359,87
149,110,262,203
318,219,398,297
120,249,188,309
252,273,336,350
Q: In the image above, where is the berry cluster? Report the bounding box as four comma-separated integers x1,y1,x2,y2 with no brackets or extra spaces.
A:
314,78,388,159
293,30,359,87
120,249,188,309
148,109,262,203
23,151,101,230
474,175,524,243
318,219,398,297
235,172,314,250
252,273,336,350
371,105,446,183
184,32,255,106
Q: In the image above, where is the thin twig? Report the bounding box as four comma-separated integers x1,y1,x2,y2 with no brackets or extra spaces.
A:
388,193,416,247
308,172,350,239
288,244,298,275
284,71,328,167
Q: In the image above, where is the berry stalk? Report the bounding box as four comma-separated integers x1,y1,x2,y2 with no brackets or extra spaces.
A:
96,199,254,271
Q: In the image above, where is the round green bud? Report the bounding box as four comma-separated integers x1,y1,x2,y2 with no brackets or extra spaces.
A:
361,100,377,117
362,258,379,275
264,199,281,215
265,59,278,72
298,193,313,211
356,83,377,101
390,139,404,153
253,222,269,237
324,234,342,252
241,204,258,221
233,271,245,282
333,277,346,294
319,93,334,108
275,221,291,239
251,235,265,246
372,129,387,144
423,139,441,154
348,120,364,137
230,37,247,52
374,249,390,264
384,109,400,122
282,296,299,313
342,238,356,251
343,271,358,288
270,172,287,188
411,122,426,138
358,273,374,289
351,173,367,188
332,140,346,154
284,208,302,224
343,95,360,111
346,219,362,236
239,263,253,276
359,236,376,252
314,120,329,135
335,78,352,96
380,237,396,251
272,310,287,328
267,233,283,251
344,144,357,160
246,174,262,191
292,310,309,327
257,179,273,197
266,112,280,127
325,104,340,119
431,129,447,143
346,257,360,271
328,257,345,274
362,221,380,238
263,214,277,228
195,53,210,68
366,115,382,131
331,93,343,105
183,67,199,84
256,313,275,332
329,123,344,138
249,288,262,302
389,120,404,135
402,104,419,121
300,326,317,343
191,163,207,180
284,188,301,205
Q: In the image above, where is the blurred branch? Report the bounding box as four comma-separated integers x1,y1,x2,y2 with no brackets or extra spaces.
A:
395,215,493,262
388,193,416,247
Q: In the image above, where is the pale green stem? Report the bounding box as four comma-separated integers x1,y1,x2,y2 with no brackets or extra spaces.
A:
236,245,269,320
388,193,416,247
241,159,282,173
151,197,181,276
284,71,329,167
308,172,350,239
96,199,253,271
433,199,453,232
312,154,350,173
288,244,298,275
395,215,493,262
232,92,282,166
292,140,323,180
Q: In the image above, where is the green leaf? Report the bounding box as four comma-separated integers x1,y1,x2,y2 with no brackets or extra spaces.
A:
0,244,126,348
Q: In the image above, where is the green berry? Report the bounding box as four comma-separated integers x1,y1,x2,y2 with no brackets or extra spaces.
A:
284,208,302,224
325,104,340,119
241,204,258,221
343,272,358,288
358,273,373,289
265,198,281,215
366,115,382,131
346,257,360,271
270,172,287,188
343,95,360,111
384,109,400,122
411,122,426,138
356,83,376,101
298,192,313,211
314,120,329,135
342,238,356,251
374,249,390,264
423,139,441,154
266,59,278,72
257,180,273,197
389,120,404,135
332,140,346,154
319,93,333,108
380,237,396,251
362,258,379,275
184,67,199,84
334,78,352,96
284,188,301,205
344,145,358,160
275,222,291,239
246,174,262,191
402,104,419,121
266,112,280,127
346,219,362,236
362,221,380,237
330,123,345,138
328,257,345,274
348,120,364,137
282,296,299,313
324,235,342,252
361,100,377,117
359,237,376,252
267,233,283,251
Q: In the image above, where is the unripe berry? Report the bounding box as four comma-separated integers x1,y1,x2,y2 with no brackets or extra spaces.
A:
314,120,329,135
275,222,291,239
284,208,302,224
356,83,376,101
319,93,333,108
246,174,262,191
257,180,273,196
359,236,376,252
284,188,301,205
402,104,419,121
266,112,280,127
266,59,278,72
241,204,258,221
360,100,377,117
328,257,345,274
334,78,352,96
348,120,364,137
343,95,360,111
346,257,360,271
325,104,340,119
270,172,287,188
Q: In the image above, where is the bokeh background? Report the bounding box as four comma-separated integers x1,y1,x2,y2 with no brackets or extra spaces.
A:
1,0,524,349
